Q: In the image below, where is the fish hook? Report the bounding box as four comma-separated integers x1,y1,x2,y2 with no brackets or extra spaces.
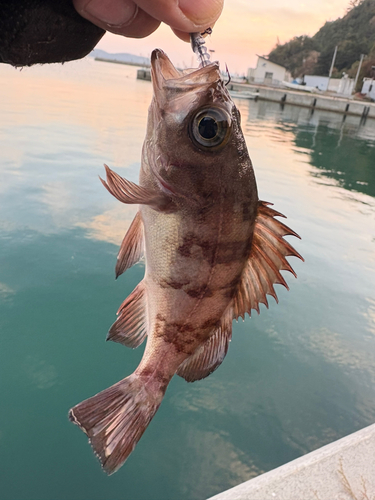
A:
190,28,212,68
225,63,231,86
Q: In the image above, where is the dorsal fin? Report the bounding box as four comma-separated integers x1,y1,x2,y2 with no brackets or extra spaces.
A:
107,281,147,348
116,211,144,279
233,201,303,319
176,309,232,383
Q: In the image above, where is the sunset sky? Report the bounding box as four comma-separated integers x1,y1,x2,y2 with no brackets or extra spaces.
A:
96,0,352,74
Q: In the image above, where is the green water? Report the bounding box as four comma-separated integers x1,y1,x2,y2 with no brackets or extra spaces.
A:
0,58,374,500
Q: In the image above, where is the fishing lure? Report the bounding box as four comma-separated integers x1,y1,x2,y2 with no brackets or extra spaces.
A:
190,29,212,68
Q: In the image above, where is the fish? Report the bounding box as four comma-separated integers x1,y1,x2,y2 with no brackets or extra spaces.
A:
69,48,303,475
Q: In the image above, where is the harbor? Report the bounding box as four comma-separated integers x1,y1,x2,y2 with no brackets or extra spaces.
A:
228,81,375,120
135,65,374,120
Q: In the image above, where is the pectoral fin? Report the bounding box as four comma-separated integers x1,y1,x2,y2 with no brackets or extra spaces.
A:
177,309,232,382
233,201,303,319
100,164,171,211
116,211,144,279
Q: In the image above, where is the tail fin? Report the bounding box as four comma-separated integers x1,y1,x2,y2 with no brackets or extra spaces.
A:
69,374,164,474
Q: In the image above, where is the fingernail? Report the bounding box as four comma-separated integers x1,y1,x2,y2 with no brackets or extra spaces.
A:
178,0,222,27
83,0,138,28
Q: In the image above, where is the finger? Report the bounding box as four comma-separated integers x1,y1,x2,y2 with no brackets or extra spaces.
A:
171,28,190,43
73,0,160,38
115,8,160,38
134,0,223,33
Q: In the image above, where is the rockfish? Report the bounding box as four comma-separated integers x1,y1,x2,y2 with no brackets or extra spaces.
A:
69,49,303,474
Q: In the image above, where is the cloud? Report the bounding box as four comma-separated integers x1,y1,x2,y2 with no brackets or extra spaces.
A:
179,427,263,498
304,327,375,386
24,356,58,390
76,205,138,246
0,282,16,298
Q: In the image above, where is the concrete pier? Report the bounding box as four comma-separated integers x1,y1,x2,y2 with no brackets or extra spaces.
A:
208,423,375,500
228,83,375,120
137,68,151,81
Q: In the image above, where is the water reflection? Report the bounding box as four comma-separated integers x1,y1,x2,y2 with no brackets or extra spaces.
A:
77,204,138,245
0,59,375,500
179,427,262,498
241,98,375,198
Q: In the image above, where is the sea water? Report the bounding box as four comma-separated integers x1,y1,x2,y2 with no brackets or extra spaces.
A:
0,58,374,500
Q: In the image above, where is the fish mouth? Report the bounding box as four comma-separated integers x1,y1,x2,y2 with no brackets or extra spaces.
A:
151,49,181,82
150,49,221,91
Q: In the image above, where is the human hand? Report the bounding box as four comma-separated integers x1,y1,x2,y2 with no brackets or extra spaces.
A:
73,0,223,41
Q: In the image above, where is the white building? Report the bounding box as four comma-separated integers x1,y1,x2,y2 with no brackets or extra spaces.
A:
361,78,375,100
247,56,290,86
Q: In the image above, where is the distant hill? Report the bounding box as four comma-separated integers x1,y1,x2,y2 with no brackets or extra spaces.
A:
89,49,150,67
268,0,375,86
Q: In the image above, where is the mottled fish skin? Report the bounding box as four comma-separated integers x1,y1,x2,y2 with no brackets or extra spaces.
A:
69,49,303,475
136,50,257,377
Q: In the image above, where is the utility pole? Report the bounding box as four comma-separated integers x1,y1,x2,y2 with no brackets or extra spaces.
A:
353,53,365,94
327,46,338,92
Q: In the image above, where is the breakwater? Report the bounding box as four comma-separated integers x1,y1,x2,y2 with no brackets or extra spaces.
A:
229,82,375,120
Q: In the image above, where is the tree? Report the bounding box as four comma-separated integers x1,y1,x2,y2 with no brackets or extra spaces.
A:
267,0,375,78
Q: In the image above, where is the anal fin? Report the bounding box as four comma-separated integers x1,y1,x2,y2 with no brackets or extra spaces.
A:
107,281,147,348
177,309,232,383
233,201,304,319
116,211,144,279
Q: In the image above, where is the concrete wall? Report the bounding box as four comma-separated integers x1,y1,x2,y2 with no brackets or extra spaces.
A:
208,423,375,500
228,82,375,120
257,86,375,118
304,75,330,91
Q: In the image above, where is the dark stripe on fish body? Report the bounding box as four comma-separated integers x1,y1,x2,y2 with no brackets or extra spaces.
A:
178,233,251,265
138,368,170,388
201,317,220,329
215,239,252,264
159,278,190,289
153,317,211,354
177,233,214,260
185,285,214,298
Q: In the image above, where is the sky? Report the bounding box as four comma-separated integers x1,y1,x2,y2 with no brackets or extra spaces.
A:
96,0,352,74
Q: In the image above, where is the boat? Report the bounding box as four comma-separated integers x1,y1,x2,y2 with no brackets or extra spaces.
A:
281,81,318,93
229,90,259,100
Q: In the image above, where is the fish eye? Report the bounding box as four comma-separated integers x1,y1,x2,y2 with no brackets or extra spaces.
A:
189,107,231,150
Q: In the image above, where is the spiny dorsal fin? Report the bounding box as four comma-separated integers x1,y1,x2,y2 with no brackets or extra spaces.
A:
176,309,232,383
100,164,171,211
107,281,147,348
233,201,303,319
116,211,144,279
